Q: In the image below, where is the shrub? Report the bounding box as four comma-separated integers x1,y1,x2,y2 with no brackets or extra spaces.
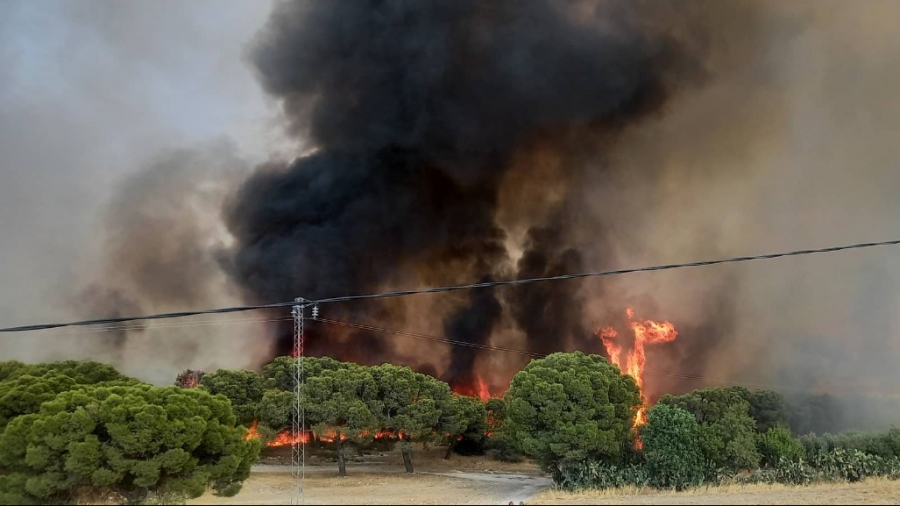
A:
758,426,805,467
485,433,523,463
800,430,900,461
642,404,707,490
505,352,641,471
0,384,259,505
201,369,268,426
552,460,649,490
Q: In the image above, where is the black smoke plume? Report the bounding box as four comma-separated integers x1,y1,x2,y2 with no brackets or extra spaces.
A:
222,0,756,388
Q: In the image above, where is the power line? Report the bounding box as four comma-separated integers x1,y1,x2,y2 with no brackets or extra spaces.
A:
2,238,899,333
48,315,293,336
314,317,546,358
316,317,872,395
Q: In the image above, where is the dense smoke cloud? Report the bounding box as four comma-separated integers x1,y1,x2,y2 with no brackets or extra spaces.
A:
71,145,277,382
0,0,278,383
3,1,900,430
221,0,764,390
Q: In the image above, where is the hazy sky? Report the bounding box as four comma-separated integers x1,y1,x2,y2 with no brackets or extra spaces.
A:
2,0,900,425
0,0,279,326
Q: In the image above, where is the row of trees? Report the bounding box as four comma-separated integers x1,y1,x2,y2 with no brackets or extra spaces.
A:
4,352,897,502
198,351,900,488
0,361,259,505
199,357,506,476
198,352,648,477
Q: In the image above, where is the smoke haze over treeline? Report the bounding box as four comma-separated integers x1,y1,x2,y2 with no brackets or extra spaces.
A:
2,0,900,430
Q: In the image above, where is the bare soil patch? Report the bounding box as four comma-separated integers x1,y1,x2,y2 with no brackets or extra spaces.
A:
191,445,548,505
189,472,499,505
531,478,900,505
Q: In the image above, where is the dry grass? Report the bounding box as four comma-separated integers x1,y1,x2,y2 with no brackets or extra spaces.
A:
530,478,900,505
188,471,498,505
259,443,540,475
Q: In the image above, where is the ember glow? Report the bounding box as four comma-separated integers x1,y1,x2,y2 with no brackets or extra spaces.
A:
597,307,678,435
244,420,405,447
453,375,494,402
175,369,204,389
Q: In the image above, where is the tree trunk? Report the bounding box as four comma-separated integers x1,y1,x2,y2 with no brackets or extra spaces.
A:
400,440,414,473
337,438,347,477
444,437,455,460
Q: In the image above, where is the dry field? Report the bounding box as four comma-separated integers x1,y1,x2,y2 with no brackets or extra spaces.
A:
190,446,549,505
532,479,900,505
189,472,504,505
191,473,900,506
190,445,900,505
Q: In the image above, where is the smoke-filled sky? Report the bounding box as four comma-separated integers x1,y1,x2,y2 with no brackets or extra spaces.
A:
1,0,900,427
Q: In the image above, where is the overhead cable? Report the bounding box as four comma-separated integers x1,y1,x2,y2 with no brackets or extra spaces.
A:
2,238,898,333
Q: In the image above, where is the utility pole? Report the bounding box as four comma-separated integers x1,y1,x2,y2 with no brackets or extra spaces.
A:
291,298,307,506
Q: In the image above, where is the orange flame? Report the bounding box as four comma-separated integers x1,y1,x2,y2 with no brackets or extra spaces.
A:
244,421,406,447
453,375,494,402
597,307,678,443
477,377,491,402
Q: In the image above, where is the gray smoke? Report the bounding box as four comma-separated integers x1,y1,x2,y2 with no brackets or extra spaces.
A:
0,0,278,383
221,0,763,390
3,0,900,430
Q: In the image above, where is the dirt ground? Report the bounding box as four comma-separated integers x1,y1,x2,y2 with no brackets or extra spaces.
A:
189,445,550,505
256,443,542,475
531,479,900,505
189,472,503,505
191,445,900,505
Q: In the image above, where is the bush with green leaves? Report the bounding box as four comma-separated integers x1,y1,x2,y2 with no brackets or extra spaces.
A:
301,363,381,477
758,426,805,467
201,369,268,427
368,364,443,473
442,395,488,457
659,388,761,475
0,383,259,505
505,352,641,471
0,361,137,431
809,448,900,482
485,433,523,463
262,356,349,393
641,404,707,490
740,448,900,486
552,460,649,491
799,429,900,461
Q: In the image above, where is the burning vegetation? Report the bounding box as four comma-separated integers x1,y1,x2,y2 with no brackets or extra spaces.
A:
598,307,678,429
214,0,756,397
175,369,204,389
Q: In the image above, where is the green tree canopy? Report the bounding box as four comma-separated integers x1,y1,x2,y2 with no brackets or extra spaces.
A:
0,383,259,505
0,362,137,431
259,390,293,433
0,361,29,383
485,398,506,432
504,352,641,471
658,387,747,426
369,364,442,473
440,395,487,458
659,387,760,474
263,356,348,392
302,363,381,477
699,403,761,474
16,361,129,385
642,404,706,490
742,389,788,433
201,369,267,426
758,426,805,467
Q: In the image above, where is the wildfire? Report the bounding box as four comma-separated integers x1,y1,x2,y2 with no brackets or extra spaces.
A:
453,375,494,402
244,421,406,447
597,307,678,440
175,369,204,389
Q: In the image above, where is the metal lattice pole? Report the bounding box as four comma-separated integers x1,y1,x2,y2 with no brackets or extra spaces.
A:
291,299,306,505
